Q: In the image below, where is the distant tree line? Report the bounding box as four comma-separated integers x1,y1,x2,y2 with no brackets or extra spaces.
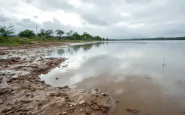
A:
0,25,109,41
111,37,185,41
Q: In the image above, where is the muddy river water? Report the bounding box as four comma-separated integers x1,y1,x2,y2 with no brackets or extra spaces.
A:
40,41,185,115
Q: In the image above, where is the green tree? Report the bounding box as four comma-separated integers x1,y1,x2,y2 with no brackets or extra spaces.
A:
72,32,81,40
81,32,93,40
83,36,88,40
38,29,46,37
66,30,73,36
55,30,64,39
45,29,54,38
94,36,102,40
0,25,14,37
18,29,35,38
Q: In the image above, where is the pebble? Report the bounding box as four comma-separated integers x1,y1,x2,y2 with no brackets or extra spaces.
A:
115,100,119,103
79,100,86,105
101,92,107,96
62,112,67,115
25,93,34,98
0,99,3,104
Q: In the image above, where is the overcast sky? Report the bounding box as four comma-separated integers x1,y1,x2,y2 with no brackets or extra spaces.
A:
0,0,185,38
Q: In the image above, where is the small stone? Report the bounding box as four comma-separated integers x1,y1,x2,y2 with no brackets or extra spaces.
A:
69,102,77,106
92,105,100,110
126,108,139,113
101,92,107,96
79,100,86,105
84,107,91,114
80,108,83,112
0,99,3,104
62,112,67,115
94,88,99,92
25,93,34,97
115,100,119,103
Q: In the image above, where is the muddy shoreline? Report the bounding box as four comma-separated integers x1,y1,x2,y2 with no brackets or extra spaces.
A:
0,43,115,115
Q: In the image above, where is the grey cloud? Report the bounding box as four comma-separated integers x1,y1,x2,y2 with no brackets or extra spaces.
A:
29,0,74,11
0,15,9,22
27,0,124,26
125,0,153,4
1,0,185,38
13,19,39,34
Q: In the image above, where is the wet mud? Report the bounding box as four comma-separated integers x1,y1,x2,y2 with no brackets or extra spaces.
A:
0,45,115,115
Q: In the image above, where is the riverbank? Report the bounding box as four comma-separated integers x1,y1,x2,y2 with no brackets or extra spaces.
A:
0,37,104,47
0,43,115,115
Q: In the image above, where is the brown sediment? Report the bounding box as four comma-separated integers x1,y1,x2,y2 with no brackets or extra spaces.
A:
0,44,115,115
0,42,69,50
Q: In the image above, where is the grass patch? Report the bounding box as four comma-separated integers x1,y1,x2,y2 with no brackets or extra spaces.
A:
0,36,99,46
0,37,34,46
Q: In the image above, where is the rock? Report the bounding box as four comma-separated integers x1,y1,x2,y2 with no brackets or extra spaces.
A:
62,112,67,115
100,92,108,96
0,99,3,104
115,100,119,103
92,105,100,110
37,64,49,71
84,107,91,114
100,103,111,113
69,102,77,107
25,93,34,98
0,51,6,55
80,108,83,112
59,86,69,89
94,88,99,92
79,100,86,105
101,103,111,109
126,108,139,113
50,92,65,97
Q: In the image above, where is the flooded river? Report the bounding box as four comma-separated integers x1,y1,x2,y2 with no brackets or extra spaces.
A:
40,41,185,115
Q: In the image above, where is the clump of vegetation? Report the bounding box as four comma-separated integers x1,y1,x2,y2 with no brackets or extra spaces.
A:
18,30,35,38
55,30,64,39
0,25,14,37
0,25,109,46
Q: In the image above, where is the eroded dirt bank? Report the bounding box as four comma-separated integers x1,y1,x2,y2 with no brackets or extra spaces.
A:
0,45,115,115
